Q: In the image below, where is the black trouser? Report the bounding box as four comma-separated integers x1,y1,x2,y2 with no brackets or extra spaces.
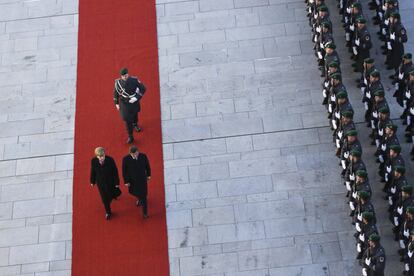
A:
98,188,112,215
138,196,148,215
125,114,138,137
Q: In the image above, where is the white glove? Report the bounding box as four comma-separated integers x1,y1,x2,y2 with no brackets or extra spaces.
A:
362,268,368,276
324,81,329,88
328,104,332,113
373,111,378,118
404,100,407,109
317,51,323,59
406,91,411,99
346,181,351,191
375,139,380,148
330,94,336,102
359,233,365,242
346,32,350,41
341,160,347,169
356,222,362,232
385,173,389,182
316,26,321,33
410,108,414,116
386,165,392,173
366,91,371,99
350,24,355,31
335,112,340,119
395,82,399,90
381,3,385,10
336,139,341,149
389,196,393,205
385,19,389,26
338,131,343,139
346,7,351,14
371,120,376,129
390,32,396,40
314,14,317,19
357,242,362,252
350,173,355,181
387,41,392,50
357,214,362,221
405,263,410,272
364,102,369,110
320,42,324,49
409,250,414,258
349,201,355,210
352,192,357,199
378,128,383,136
401,239,406,249
381,144,386,151
353,46,358,55
322,89,327,98
364,78,368,85
361,87,366,95
332,120,338,130
398,207,403,215
344,151,349,159
365,257,371,266
399,72,404,80
405,229,410,238
344,16,349,24
313,35,317,43
394,216,399,226
355,38,360,46
391,186,396,194
379,155,384,163
382,28,387,36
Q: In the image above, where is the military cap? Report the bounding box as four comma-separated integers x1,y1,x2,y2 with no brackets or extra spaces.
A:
385,123,397,131
385,0,395,3
364,58,375,64
407,206,414,214
390,11,401,19
358,190,370,199
356,170,368,178
321,21,331,28
336,91,348,99
356,17,367,24
346,129,358,137
402,185,413,194
119,67,128,75
330,72,341,80
403,53,412,59
378,106,390,114
368,234,380,242
362,211,374,220
352,2,361,8
395,165,406,174
325,42,336,49
328,61,339,68
350,149,361,157
341,110,354,118
317,5,328,12
370,70,380,78
389,144,401,153
373,89,385,97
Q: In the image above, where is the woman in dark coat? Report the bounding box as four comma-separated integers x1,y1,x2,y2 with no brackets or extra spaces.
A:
122,146,151,218
90,147,120,220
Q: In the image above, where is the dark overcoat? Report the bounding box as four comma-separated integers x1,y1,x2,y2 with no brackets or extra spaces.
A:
122,153,151,198
90,156,120,202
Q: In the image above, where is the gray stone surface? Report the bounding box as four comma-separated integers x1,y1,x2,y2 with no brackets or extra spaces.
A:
0,0,76,274
158,0,414,275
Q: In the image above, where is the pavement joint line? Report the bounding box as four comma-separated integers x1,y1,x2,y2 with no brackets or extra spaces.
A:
0,12,77,23
0,153,72,163
162,117,403,145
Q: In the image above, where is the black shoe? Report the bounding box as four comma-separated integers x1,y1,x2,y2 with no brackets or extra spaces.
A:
136,200,143,206
134,125,142,132
143,214,149,219
127,136,134,144
105,213,111,220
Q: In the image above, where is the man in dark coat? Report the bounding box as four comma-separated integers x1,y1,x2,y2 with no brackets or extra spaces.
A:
122,146,151,218
113,67,146,144
90,147,120,220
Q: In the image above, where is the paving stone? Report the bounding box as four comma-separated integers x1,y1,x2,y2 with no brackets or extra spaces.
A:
50,260,71,271
0,160,16,177
217,175,273,197
166,210,192,229
208,221,265,244
0,181,54,202
168,227,208,248
0,265,22,275
252,129,320,150
21,262,50,274
164,166,189,185
9,242,66,265
229,155,297,178
13,197,67,218
264,216,323,238
0,247,9,266
39,222,71,242
180,253,238,275
189,163,229,182
193,205,235,226
174,139,227,159
0,202,12,220
0,119,44,138
269,264,329,276
205,195,247,207
176,181,218,201
0,226,38,247
26,216,54,226
16,156,55,175
165,1,199,16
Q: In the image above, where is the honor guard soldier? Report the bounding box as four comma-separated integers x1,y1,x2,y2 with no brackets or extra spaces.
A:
322,42,340,78
393,53,413,106
400,207,414,258
334,110,355,156
344,149,366,197
113,67,146,144
357,212,379,260
393,185,414,240
358,58,376,92
361,234,386,276
383,144,404,191
349,170,372,216
403,228,414,275
370,89,389,145
322,61,341,105
341,130,363,177
354,191,376,226
364,70,384,127
388,166,408,222
385,12,408,71
352,17,372,73
374,106,391,148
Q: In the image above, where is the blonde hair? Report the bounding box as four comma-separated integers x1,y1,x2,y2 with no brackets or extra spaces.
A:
94,147,105,157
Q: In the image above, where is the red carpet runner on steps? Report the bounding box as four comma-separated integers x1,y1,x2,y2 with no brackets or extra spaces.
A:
72,1,169,275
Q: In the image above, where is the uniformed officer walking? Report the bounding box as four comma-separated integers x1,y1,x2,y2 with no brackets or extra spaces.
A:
113,68,146,144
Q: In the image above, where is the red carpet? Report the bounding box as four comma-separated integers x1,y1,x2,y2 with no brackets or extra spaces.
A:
72,1,169,275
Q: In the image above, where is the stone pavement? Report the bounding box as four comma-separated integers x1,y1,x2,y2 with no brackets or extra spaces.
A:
157,0,414,276
0,0,77,275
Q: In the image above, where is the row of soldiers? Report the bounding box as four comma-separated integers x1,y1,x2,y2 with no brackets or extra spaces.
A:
307,0,414,275
306,1,387,275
